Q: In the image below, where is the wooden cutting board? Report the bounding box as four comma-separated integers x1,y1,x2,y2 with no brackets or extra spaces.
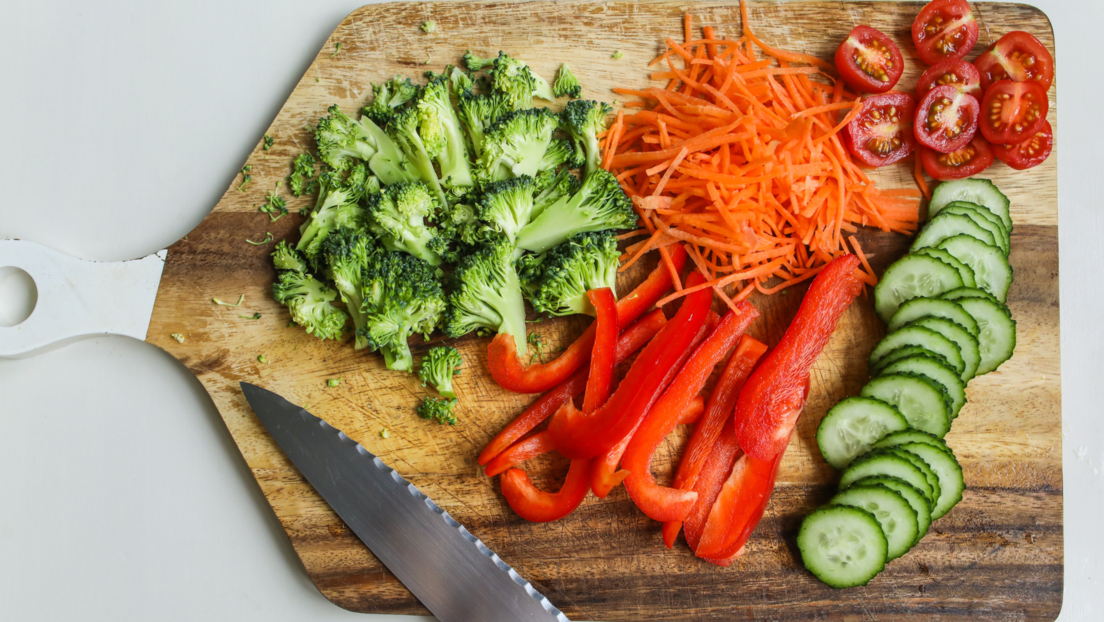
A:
144,2,1061,619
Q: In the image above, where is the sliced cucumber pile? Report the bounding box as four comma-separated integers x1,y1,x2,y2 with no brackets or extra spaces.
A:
803,179,1017,588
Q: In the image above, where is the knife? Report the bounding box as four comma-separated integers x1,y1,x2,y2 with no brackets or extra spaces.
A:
240,381,570,622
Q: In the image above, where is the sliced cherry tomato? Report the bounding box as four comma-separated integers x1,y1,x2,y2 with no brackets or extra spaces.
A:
841,92,917,167
993,119,1052,170
919,135,995,180
975,31,1054,93
980,79,1049,144
912,0,979,65
916,58,981,99
914,85,979,154
834,26,904,94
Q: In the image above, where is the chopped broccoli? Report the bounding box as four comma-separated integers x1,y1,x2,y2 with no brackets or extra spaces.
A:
462,50,497,72
612,50,624,60
237,164,252,192
456,90,512,158
259,182,289,222
417,396,458,425
443,235,528,353
287,153,317,197
429,201,488,263
561,99,613,177
315,104,416,185
476,108,560,183
487,52,556,104
516,167,635,254
386,104,450,207
272,271,348,340
365,181,443,266
263,134,275,150
321,229,375,350
417,76,475,191
553,63,582,98
447,66,473,96
421,20,436,33
360,250,447,371
272,240,309,272
539,138,584,171
418,346,462,398
477,175,536,243
362,76,419,127
532,168,582,219
296,170,366,267
517,231,619,317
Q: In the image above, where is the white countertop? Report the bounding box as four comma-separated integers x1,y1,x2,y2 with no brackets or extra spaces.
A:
1,1,1099,620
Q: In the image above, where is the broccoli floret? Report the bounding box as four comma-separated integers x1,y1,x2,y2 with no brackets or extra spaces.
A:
517,231,619,317
297,170,367,266
418,346,462,398
360,250,447,372
539,138,584,171
462,50,497,72
287,153,317,197
476,108,561,183
443,235,528,353
272,271,348,340
362,76,419,127
477,175,536,243
553,63,582,98
417,396,458,425
315,104,416,185
417,76,475,191
562,99,613,177
447,66,473,96
456,90,512,158
365,182,443,266
429,202,489,264
484,52,556,105
387,104,450,208
531,168,582,219
516,168,635,254
272,240,308,273
321,229,375,350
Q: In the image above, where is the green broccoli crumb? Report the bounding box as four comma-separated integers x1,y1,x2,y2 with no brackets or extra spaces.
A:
259,181,289,222
263,134,274,150
257,355,268,364
238,313,262,320
418,347,462,398
612,50,624,60
170,333,185,344
421,20,435,33
246,232,273,245
330,42,343,58
380,427,391,439
327,378,342,387
213,295,245,307
237,164,252,192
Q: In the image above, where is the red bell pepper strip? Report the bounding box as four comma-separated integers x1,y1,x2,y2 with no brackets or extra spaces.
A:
673,420,742,551
483,431,555,477
582,288,618,414
547,276,714,460
477,309,667,465
734,254,864,461
487,245,687,394
679,396,705,425
622,305,760,522
589,311,720,499
500,458,593,523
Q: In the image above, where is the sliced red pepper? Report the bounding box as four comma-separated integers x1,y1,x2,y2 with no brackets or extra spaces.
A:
477,309,667,465
488,245,687,394
674,421,742,551
734,254,865,461
582,288,618,414
484,431,555,477
590,311,720,499
547,275,713,460
500,458,592,523
679,396,705,425
622,305,760,522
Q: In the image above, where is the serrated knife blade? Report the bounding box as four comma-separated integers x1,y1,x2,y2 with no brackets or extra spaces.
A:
240,382,569,622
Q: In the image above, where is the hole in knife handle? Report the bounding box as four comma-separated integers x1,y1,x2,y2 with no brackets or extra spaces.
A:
0,267,38,327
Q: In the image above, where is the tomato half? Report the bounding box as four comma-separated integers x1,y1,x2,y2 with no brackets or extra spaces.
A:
834,26,904,94
920,136,994,180
912,0,980,65
916,58,981,99
842,93,917,167
980,79,1049,145
974,31,1055,92
914,85,979,154
993,119,1052,170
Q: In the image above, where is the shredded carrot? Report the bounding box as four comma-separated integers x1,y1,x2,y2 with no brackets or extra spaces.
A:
914,156,931,201
602,1,922,305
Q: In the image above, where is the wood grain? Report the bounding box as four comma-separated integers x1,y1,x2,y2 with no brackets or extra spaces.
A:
145,2,1061,620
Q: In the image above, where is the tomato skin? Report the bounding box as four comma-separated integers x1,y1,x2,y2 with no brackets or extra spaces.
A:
842,92,917,167
834,26,904,94
980,79,1049,145
914,85,979,154
916,58,982,99
920,136,995,180
912,0,980,65
975,31,1054,92
993,119,1052,170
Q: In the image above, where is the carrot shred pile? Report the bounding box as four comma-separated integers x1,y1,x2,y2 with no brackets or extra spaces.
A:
604,1,920,305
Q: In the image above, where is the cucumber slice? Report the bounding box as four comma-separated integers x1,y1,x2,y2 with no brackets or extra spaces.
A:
895,442,965,520
906,317,981,382
861,373,952,438
911,213,998,252
937,235,1013,302
913,247,978,288
887,297,979,337
840,452,934,502
830,485,918,561
941,286,998,302
880,448,942,509
929,178,1012,230
848,476,932,546
939,201,1010,255
798,506,888,588
874,429,954,456
877,355,967,418
956,297,1017,375
817,397,911,470
869,325,965,377
869,345,955,377
873,255,964,324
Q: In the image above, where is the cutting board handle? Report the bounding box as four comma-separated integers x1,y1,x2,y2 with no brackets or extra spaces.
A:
0,240,166,358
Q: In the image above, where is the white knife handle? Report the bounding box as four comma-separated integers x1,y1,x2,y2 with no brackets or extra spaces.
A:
0,240,166,358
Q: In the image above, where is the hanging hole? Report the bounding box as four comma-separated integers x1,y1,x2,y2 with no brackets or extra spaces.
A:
0,267,38,327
